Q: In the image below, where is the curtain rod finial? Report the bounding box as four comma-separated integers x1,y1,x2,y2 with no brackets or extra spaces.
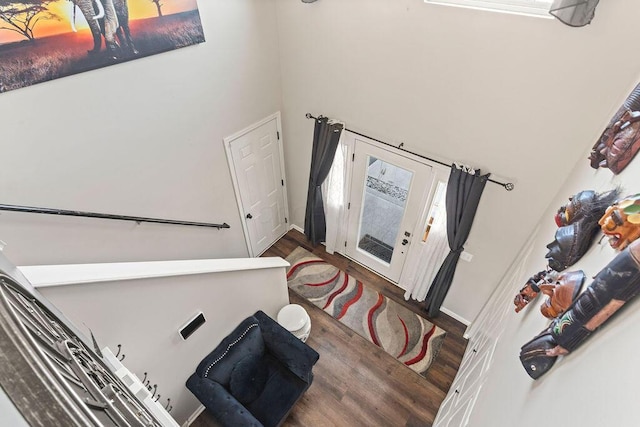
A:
505,183,515,191
305,113,312,119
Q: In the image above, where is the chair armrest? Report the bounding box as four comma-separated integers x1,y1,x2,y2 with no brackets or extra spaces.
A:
254,311,319,383
186,374,263,427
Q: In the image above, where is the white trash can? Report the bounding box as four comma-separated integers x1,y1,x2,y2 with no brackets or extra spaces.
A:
277,304,311,342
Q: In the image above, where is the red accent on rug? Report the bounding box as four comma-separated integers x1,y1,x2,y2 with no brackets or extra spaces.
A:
323,272,349,310
405,325,437,366
286,259,325,279
337,282,363,320
368,293,385,346
304,269,341,287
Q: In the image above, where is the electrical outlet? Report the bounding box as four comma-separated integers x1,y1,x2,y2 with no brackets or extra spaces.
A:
460,251,473,262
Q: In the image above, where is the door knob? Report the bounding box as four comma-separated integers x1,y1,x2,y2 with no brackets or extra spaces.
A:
401,239,409,246
246,213,253,219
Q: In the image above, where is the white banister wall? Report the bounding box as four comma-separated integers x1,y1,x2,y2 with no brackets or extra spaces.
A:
19,257,291,425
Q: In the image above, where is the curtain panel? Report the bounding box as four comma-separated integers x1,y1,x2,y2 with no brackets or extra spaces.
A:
425,165,489,317
401,198,449,302
304,117,344,246
321,129,349,254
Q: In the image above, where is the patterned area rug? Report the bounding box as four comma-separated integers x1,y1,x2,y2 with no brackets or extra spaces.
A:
286,246,446,377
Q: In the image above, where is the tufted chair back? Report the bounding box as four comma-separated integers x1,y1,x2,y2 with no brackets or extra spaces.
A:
186,311,319,427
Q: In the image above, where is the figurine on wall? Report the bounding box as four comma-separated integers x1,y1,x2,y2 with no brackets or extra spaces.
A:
545,224,593,271
545,189,619,271
599,193,640,250
538,270,585,319
519,239,640,379
513,269,583,318
555,190,618,227
514,270,554,313
590,83,640,175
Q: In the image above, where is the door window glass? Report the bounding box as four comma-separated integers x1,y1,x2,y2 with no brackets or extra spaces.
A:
357,156,413,264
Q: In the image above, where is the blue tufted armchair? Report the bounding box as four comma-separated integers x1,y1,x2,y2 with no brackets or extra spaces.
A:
186,310,319,427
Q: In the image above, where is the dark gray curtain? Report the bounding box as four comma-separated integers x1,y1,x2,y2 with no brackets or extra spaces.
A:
425,165,489,317
304,117,344,245
550,0,600,27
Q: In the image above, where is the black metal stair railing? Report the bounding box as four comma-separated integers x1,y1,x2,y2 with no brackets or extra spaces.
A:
0,203,230,229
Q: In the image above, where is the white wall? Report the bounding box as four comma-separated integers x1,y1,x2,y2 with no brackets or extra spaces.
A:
0,0,282,265
274,0,640,322
34,260,290,425
466,78,640,426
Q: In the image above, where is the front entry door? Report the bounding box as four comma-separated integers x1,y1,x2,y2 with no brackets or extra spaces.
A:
226,114,289,257
345,139,433,282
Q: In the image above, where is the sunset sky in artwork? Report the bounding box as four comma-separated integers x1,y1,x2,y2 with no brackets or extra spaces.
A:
0,0,199,44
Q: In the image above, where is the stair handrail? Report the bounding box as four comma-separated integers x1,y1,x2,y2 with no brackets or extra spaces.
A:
0,203,230,230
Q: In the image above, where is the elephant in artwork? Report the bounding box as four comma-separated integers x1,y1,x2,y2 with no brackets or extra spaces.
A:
70,0,136,57
112,0,138,55
69,0,118,55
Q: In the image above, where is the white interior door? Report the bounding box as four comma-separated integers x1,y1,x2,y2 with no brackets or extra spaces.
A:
345,139,433,283
226,114,288,256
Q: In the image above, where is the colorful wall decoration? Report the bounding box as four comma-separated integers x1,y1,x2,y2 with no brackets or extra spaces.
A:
590,82,640,174
0,0,205,93
517,189,640,379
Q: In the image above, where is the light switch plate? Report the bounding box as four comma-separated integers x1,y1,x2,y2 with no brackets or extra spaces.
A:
460,251,473,262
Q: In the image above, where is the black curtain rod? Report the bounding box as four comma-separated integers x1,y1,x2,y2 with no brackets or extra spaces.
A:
305,113,514,191
0,204,230,229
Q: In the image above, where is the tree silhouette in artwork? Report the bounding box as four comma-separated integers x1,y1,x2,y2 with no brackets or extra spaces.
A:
149,0,163,17
0,0,59,41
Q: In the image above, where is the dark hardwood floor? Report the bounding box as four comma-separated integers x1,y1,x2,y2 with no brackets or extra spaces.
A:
192,230,467,427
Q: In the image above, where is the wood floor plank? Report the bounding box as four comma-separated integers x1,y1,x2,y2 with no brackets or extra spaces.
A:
191,230,467,427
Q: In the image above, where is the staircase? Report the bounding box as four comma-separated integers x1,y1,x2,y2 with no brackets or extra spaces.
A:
1,252,291,426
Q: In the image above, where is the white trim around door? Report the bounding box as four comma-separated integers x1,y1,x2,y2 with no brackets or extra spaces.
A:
343,137,434,283
224,112,290,257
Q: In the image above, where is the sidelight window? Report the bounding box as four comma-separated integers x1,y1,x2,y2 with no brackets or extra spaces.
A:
422,181,447,243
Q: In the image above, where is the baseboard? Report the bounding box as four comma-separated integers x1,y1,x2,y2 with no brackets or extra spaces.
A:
289,224,304,234
440,307,470,327
182,405,206,427
463,328,472,340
